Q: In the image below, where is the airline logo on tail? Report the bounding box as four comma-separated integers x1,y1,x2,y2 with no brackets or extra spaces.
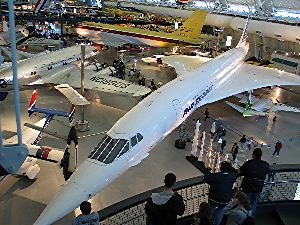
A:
28,89,76,125
69,105,76,125
28,89,38,117
34,0,47,14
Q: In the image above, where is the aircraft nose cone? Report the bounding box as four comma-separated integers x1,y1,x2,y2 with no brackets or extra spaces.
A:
33,179,87,225
33,159,113,225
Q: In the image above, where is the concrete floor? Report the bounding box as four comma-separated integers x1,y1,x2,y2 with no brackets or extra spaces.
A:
1,48,300,225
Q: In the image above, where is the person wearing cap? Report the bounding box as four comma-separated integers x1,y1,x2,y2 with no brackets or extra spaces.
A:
240,148,270,216
145,173,185,225
272,140,283,157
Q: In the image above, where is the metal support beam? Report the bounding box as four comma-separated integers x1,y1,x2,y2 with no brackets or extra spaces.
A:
254,32,264,59
76,44,89,132
8,0,22,145
0,0,29,175
81,45,85,122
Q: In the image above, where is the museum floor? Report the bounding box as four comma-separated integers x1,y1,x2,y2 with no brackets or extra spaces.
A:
1,48,300,225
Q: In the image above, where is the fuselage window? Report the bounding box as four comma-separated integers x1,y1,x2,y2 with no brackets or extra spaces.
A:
137,133,143,142
131,136,138,147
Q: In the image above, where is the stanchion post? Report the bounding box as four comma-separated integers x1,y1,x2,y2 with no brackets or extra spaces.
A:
76,44,90,132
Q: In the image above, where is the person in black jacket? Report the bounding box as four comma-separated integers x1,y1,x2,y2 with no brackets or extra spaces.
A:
203,161,239,225
145,173,185,225
240,148,270,216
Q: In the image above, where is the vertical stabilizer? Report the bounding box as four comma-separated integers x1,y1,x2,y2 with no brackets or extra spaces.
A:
172,10,208,40
28,90,38,116
237,15,250,48
68,105,76,125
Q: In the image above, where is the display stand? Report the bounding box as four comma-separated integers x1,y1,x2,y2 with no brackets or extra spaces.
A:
186,121,230,173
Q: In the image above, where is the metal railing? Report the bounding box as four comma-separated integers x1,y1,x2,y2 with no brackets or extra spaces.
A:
98,164,300,225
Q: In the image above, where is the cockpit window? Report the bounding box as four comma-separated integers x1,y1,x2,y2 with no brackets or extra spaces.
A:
131,136,138,147
88,135,129,164
137,133,143,142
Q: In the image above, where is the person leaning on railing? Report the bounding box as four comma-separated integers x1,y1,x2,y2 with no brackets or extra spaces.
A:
239,148,270,217
145,173,185,225
202,161,239,225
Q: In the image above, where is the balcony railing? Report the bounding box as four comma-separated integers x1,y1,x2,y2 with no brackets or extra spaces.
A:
98,164,300,225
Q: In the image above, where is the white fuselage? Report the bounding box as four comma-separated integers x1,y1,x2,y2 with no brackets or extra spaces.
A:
0,45,95,87
76,27,175,47
252,98,274,112
33,43,249,225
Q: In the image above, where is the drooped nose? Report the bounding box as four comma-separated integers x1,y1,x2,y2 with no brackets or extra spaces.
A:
33,159,116,225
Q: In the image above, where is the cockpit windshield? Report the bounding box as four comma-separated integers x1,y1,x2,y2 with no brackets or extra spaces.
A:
88,133,144,164
88,135,129,164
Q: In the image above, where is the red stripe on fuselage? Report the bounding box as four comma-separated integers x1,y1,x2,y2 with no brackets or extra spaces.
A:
77,25,198,45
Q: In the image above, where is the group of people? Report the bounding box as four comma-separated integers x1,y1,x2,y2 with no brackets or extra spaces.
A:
112,59,126,79
203,148,269,225
206,108,284,161
144,148,269,225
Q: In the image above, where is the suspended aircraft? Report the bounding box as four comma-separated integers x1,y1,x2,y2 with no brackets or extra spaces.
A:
76,10,209,47
225,93,300,117
33,18,300,225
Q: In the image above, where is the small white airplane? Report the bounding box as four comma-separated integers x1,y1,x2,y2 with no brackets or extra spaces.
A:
225,93,300,117
34,19,300,225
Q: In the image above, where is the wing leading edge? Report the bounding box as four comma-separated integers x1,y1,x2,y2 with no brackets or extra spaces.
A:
207,64,300,104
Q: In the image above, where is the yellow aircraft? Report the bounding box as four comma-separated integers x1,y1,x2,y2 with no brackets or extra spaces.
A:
76,10,209,47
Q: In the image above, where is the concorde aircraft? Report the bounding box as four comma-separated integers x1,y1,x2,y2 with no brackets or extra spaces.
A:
33,19,300,225
0,45,150,98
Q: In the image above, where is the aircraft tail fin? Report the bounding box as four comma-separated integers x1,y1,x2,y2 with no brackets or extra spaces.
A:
237,15,250,48
28,89,72,123
172,10,208,40
34,0,48,14
28,89,38,117
68,105,76,125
